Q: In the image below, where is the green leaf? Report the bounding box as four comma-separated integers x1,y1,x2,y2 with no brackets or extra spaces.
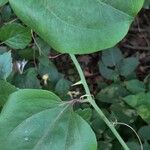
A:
98,141,112,150
0,89,97,150
55,78,72,97
0,0,8,7
0,51,12,80
144,0,150,9
9,0,144,54
0,23,31,49
91,110,107,135
17,48,38,60
124,79,146,94
76,108,92,122
12,68,41,89
127,142,140,150
99,62,119,80
124,92,150,124
110,103,137,123
119,57,139,77
0,80,17,106
38,56,59,83
101,47,123,67
96,84,129,103
143,141,150,150
1,5,13,22
138,125,150,141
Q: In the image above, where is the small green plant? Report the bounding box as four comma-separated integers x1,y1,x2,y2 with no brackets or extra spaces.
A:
0,0,146,150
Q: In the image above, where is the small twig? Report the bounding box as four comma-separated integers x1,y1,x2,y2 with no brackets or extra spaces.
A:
31,30,42,55
30,30,38,68
4,18,18,25
49,54,63,59
80,94,95,101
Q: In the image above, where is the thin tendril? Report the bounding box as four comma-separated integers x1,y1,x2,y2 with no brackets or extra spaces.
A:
114,122,143,150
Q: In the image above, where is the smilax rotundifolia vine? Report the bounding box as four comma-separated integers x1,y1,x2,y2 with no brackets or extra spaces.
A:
0,0,145,150
33,30,143,150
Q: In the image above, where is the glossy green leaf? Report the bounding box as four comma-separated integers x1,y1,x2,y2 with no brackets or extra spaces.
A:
9,0,144,54
0,89,97,150
0,23,31,49
0,0,8,7
124,92,150,124
0,80,17,106
0,51,12,80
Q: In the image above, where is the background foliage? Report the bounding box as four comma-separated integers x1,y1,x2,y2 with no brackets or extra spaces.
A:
0,1,150,150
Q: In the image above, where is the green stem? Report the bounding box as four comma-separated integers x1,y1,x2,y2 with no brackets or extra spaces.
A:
70,54,130,150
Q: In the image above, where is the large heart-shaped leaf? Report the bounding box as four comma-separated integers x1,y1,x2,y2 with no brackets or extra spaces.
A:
9,0,144,54
0,89,97,150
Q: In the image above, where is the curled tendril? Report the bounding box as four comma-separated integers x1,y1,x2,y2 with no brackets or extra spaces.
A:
112,118,143,150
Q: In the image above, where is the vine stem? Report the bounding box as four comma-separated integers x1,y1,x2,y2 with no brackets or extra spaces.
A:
70,54,130,150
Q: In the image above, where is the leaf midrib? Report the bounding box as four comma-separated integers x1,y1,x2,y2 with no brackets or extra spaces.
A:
6,101,61,136
32,104,71,150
